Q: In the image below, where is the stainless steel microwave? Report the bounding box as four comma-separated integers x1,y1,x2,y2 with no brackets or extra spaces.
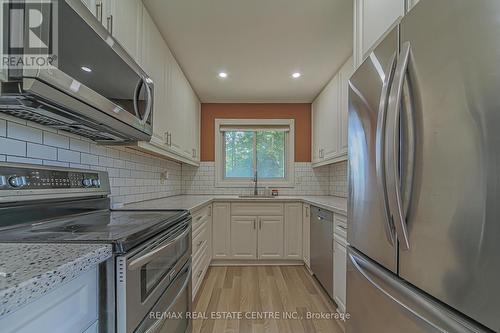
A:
0,0,153,143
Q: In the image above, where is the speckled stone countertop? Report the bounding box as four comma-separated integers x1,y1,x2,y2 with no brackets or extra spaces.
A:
0,243,112,318
120,195,348,216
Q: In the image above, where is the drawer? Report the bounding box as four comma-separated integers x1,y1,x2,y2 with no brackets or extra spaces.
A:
192,221,209,260
192,205,211,234
334,214,348,240
231,202,283,216
192,243,209,297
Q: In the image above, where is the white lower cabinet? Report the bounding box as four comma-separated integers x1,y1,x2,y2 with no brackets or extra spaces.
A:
302,204,311,268
230,216,258,259
0,267,98,333
212,203,231,259
333,213,348,314
284,203,303,259
211,202,303,262
258,216,284,259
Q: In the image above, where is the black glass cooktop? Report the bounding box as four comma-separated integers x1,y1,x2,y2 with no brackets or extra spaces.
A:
0,210,190,253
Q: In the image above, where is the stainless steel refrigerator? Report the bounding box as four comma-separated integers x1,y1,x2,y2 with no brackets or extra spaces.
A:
347,0,500,332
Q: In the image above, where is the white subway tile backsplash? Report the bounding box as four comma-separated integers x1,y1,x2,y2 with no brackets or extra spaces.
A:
0,117,183,206
0,119,6,137
7,156,42,165
7,122,42,143
330,161,348,198
0,137,26,156
57,148,80,163
27,143,57,160
81,153,98,165
43,160,70,167
69,138,90,153
43,132,69,149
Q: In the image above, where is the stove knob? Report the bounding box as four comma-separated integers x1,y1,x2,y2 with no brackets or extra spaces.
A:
91,179,100,187
82,179,92,187
9,176,27,188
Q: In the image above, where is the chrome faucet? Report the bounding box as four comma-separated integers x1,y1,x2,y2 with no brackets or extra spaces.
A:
253,170,258,196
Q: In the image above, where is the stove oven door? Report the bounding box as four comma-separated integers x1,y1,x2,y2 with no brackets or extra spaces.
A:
134,261,192,333
116,219,191,333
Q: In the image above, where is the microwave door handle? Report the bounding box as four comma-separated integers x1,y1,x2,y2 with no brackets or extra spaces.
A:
133,79,142,118
128,226,191,270
144,265,192,333
386,42,412,250
141,81,153,125
376,51,398,247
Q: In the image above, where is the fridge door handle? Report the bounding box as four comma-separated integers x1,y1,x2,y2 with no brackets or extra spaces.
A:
386,42,412,250
376,51,398,247
348,249,486,333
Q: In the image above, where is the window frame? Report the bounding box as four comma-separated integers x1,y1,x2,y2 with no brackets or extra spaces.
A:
215,119,295,188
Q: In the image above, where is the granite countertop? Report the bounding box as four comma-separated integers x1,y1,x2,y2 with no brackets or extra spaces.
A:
120,194,347,216
0,243,112,318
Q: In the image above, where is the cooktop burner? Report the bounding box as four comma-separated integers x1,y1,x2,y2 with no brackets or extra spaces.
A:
0,209,190,253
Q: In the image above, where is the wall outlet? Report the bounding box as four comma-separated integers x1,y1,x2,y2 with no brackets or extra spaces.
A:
160,171,169,184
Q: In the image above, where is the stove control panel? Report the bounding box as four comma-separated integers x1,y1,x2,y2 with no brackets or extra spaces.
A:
0,166,102,190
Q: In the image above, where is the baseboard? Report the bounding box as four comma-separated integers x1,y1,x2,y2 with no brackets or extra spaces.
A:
210,259,304,266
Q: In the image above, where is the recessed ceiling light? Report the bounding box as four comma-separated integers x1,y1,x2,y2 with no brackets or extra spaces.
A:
292,72,302,79
81,66,92,73
218,72,228,78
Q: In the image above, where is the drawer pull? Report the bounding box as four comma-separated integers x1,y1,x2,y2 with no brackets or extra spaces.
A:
197,270,203,278
337,224,347,230
195,215,204,221
197,240,203,248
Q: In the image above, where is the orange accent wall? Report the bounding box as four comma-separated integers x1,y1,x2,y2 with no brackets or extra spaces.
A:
201,103,311,162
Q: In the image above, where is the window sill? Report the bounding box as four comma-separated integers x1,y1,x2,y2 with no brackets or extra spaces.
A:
214,179,295,188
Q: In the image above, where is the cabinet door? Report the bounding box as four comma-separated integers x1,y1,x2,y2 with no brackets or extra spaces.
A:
230,216,258,259
258,216,284,259
302,204,311,267
339,56,354,156
355,0,404,63
406,0,420,13
109,0,142,62
333,237,347,313
141,8,167,141
313,74,340,163
284,203,303,259
212,203,231,259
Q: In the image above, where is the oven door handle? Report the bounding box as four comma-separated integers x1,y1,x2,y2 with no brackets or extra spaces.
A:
144,265,192,333
129,226,191,270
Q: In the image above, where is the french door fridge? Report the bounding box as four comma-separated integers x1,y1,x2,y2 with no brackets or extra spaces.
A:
347,0,500,332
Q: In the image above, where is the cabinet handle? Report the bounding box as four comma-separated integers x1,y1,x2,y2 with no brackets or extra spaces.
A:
107,15,113,34
306,207,309,218
192,148,196,158
197,270,203,278
253,220,256,230
95,1,102,22
259,218,262,230
208,206,212,217
197,240,203,248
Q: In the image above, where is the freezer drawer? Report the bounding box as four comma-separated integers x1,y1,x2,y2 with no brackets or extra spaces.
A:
346,247,489,333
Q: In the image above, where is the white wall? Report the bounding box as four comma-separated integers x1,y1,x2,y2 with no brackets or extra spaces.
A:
0,113,348,203
182,161,331,196
0,114,182,206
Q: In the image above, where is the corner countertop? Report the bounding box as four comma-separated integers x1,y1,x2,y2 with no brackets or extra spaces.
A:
119,195,347,216
0,243,112,318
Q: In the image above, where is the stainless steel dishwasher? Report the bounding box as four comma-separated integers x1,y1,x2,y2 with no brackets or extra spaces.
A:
310,206,334,298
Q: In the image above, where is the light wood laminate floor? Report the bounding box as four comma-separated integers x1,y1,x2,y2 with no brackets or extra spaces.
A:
193,266,344,333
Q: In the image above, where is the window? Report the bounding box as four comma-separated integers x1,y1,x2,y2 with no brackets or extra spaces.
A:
215,119,294,187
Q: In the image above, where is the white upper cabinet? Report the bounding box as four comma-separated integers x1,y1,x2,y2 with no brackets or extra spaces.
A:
312,56,352,167
108,0,143,62
354,0,404,67
132,6,200,166
339,56,354,155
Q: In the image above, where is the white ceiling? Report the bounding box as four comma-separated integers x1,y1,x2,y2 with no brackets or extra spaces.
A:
143,0,353,103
